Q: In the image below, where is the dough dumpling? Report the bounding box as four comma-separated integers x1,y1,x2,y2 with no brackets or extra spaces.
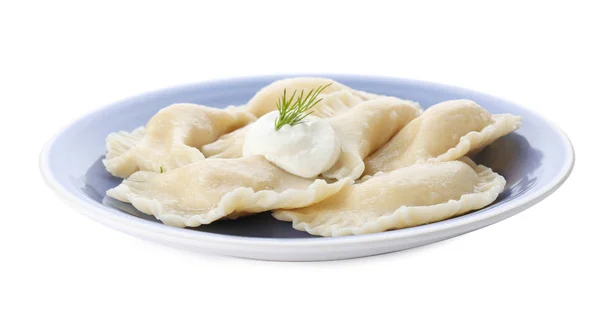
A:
103,103,255,178
274,158,505,237
201,124,250,159
107,156,351,227
246,77,421,118
322,97,421,180
364,99,522,175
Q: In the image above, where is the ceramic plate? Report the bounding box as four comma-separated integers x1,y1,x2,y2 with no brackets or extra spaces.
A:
40,75,574,261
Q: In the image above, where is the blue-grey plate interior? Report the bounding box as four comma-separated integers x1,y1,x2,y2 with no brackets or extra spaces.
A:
46,75,568,239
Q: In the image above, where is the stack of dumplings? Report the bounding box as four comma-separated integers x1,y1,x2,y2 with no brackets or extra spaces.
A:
105,77,522,237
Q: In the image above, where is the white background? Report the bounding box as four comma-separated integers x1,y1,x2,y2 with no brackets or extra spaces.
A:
2,1,598,314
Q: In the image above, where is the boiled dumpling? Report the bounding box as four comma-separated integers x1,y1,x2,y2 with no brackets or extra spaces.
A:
201,124,250,159
107,155,351,227
246,77,421,118
322,97,421,180
103,103,255,178
273,158,506,237
363,99,522,176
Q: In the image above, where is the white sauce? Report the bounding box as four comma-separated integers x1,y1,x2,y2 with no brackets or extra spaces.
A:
243,111,340,178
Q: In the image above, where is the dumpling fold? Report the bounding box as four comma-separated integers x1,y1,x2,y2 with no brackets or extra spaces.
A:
201,124,251,159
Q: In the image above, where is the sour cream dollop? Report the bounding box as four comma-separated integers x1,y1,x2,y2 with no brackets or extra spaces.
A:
243,111,340,178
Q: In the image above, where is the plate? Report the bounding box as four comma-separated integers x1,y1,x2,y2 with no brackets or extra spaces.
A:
40,75,574,261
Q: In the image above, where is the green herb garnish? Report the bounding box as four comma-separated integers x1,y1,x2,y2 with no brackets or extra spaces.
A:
159,166,164,173
274,83,332,130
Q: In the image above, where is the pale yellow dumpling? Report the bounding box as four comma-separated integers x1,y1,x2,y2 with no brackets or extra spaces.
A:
103,103,255,178
274,158,506,237
363,99,521,176
107,155,351,227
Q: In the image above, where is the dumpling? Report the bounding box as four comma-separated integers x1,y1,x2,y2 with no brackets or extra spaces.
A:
322,97,421,180
363,99,522,176
246,77,421,118
103,103,256,178
201,124,250,159
106,155,351,227
273,158,506,237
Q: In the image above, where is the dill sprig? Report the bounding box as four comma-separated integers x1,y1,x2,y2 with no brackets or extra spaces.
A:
274,83,332,130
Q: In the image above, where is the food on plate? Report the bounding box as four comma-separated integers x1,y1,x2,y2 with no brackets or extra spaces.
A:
103,77,521,236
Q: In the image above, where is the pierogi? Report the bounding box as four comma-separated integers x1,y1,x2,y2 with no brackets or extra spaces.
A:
103,78,521,236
